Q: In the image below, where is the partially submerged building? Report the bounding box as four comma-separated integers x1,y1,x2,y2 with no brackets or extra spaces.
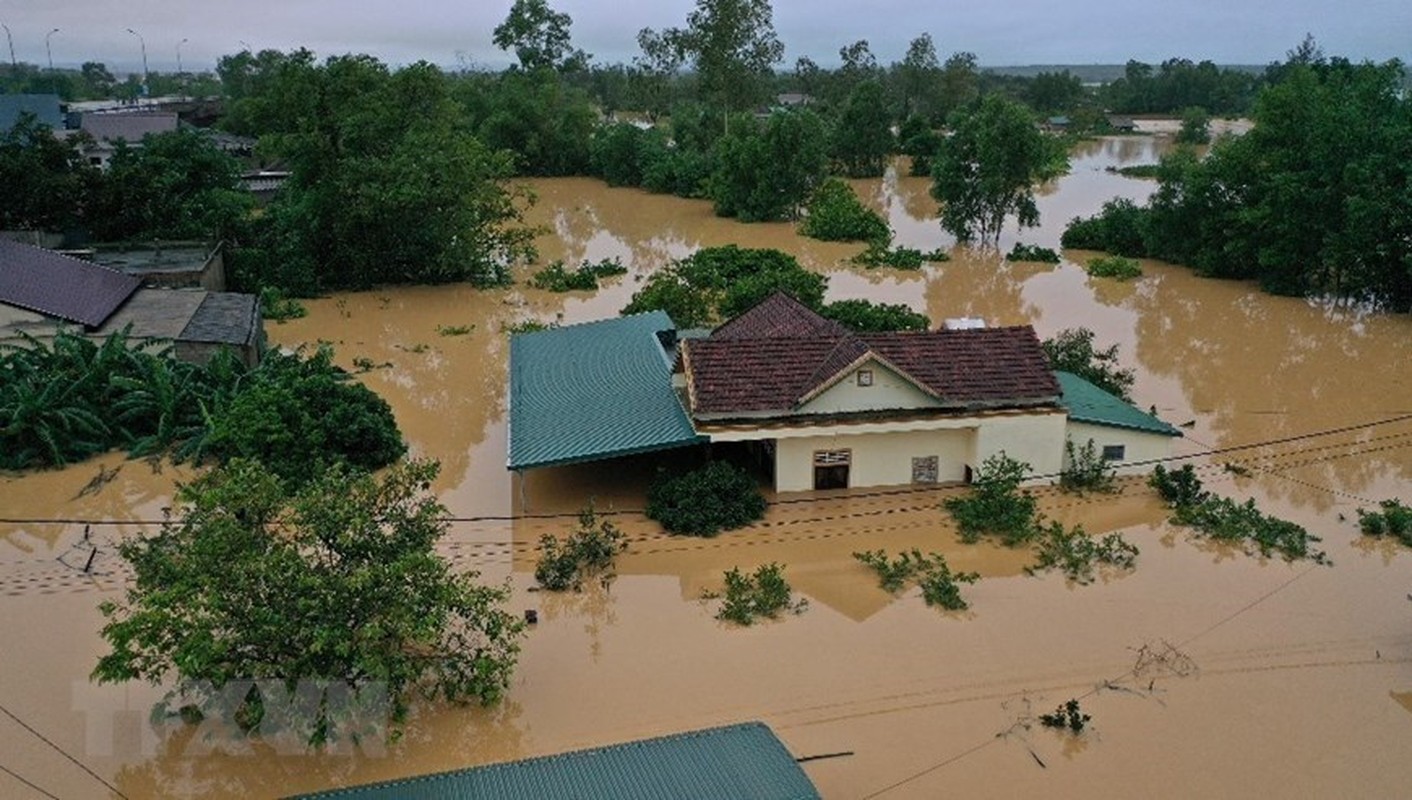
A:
507,292,1179,493
0,239,263,366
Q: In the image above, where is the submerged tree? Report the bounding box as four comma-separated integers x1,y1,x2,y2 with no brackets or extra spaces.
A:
94,459,524,741
931,94,1062,243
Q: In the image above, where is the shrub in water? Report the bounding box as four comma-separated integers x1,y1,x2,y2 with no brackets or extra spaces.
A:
1060,438,1117,495
1006,242,1061,263
646,461,766,537
943,454,1040,547
534,506,629,591
1357,499,1412,546
1027,521,1138,585
1086,255,1143,280
799,178,890,244
853,549,979,611
714,563,805,625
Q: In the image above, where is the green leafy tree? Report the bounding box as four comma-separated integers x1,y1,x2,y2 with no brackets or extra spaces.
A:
1040,328,1136,401
939,52,980,117
647,460,767,537
710,109,828,221
943,453,1039,546
492,0,589,72
0,113,97,231
654,0,784,112
464,69,597,177
92,128,254,242
799,178,889,243
632,28,686,121
820,300,929,332
931,94,1061,243
94,458,524,740
1176,105,1211,144
895,34,942,120
898,114,942,177
831,80,893,178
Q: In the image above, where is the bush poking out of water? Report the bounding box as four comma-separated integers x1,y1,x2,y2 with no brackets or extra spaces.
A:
1060,439,1118,495
259,287,308,322
436,324,474,336
1006,243,1061,263
1086,255,1143,280
943,454,1040,547
1149,465,1329,564
852,244,950,270
1357,499,1412,546
1027,522,1138,585
503,319,558,334
713,563,806,625
819,299,930,332
1040,327,1136,402
646,461,766,537
534,506,629,591
1113,164,1160,179
853,549,979,611
799,178,890,244
529,258,628,292
1039,699,1091,733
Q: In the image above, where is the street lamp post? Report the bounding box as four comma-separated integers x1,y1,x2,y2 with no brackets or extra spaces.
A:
126,28,148,97
176,37,189,99
45,28,58,93
1,23,16,70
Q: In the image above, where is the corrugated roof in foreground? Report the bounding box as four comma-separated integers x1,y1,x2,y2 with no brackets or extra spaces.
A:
289,721,820,800
508,311,703,470
0,239,141,328
1057,371,1182,436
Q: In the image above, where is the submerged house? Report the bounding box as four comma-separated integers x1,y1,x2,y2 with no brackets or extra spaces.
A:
508,292,1178,493
0,239,264,366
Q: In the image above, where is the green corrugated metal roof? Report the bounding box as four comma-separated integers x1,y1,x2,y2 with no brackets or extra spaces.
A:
1057,371,1181,436
288,721,821,800
508,311,704,470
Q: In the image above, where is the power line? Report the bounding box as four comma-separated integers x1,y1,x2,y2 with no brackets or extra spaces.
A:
0,763,59,800
0,702,129,800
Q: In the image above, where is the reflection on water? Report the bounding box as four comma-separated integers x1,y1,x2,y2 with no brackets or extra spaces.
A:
3,137,1412,798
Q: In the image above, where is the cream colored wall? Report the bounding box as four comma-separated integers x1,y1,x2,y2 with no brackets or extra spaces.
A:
798,360,940,415
774,426,975,492
973,411,1069,481
1065,422,1177,476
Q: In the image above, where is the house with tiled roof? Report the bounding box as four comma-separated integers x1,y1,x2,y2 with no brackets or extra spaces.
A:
507,291,1178,493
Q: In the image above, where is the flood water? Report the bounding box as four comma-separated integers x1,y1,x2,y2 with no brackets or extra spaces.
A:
3,135,1411,799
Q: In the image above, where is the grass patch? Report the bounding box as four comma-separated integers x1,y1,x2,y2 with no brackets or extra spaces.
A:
436,324,474,336
1006,242,1061,263
852,244,950,270
1086,255,1143,280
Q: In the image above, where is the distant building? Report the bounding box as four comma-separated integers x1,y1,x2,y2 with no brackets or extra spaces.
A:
0,94,64,133
72,111,180,168
1107,115,1137,133
1044,115,1072,132
0,239,262,366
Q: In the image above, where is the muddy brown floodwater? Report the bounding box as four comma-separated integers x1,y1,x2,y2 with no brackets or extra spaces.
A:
3,136,1411,799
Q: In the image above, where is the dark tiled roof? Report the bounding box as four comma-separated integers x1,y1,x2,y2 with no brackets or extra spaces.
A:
178,292,259,345
708,292,848,340
0,239,141,327
80,112,178,142
685,294,1059,415
0,94,63,132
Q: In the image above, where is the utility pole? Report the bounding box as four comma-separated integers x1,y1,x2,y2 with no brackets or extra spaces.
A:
177,37,188,99
126,28,148,97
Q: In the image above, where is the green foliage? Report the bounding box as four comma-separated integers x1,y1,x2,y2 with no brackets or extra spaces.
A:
819,300,929,332
492,0,587,72
258,287,308,322
1006,243,1061,263
1175,106,1212,145
1060,197,1151,257
1149,465,1329,564
1086,255,1143,280
529,258,628,292
503,319,559,334
710,109,829,222
852,244,950,270
1114,164,1161,179
799,178,889,244
534,506,628,591
646,460,766,537
92,129,254,242
1039,699,1091,733
623,246,825,326
655,0,785,112
94,458,524,741
436,324,475,337
1028,522,1138,585
932,94,1064,243
898,114,942,176
1357,499,1412,547
1041,328,1136,402
714,563,803,625
1148,464,1208,507
853,549,979,610
831,80,894,178
1098,58,1259,116
0,113,98,232
201,347,405,488
1060,439,1118,495
943,453,1040,547
590,123,649,186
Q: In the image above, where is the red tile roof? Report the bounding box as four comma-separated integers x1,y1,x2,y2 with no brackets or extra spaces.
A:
0,239,141,328
684,292,1059,416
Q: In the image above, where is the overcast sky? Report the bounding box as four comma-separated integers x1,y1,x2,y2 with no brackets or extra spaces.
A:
1,0,1407,74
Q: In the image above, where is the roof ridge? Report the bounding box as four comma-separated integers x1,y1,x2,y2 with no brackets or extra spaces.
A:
796,333,869,405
